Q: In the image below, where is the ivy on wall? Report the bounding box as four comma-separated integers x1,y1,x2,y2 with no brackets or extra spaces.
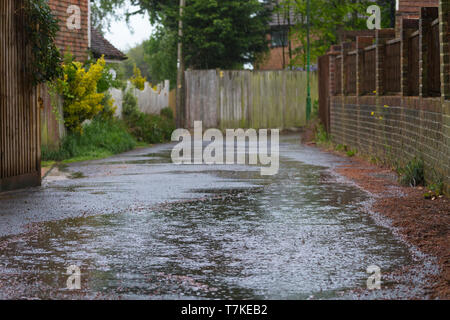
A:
22,0,62,85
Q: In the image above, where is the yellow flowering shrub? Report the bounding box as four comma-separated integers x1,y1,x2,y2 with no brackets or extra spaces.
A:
57,55,109,133
130,64,146,91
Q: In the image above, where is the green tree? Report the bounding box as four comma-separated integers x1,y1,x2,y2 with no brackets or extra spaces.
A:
180,0,270,69
122,43,153,80
143,26,178,88
91,0,271,70
279,0,392,68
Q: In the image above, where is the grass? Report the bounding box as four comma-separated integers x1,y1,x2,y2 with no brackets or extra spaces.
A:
396,157,425,187
42,160,56,168
42,105,175,165
42,118,136,162
314,123,331,146
346,149,357,157
314,123,358,158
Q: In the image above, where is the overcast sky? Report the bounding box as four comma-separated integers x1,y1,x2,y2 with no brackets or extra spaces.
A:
104,3,154,52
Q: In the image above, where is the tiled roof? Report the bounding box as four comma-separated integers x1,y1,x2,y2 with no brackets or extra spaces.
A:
91,29,127,61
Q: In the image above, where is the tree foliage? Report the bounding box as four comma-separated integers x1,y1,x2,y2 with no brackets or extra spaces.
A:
143,26,178,87
181,0,270,69
91,0,270,72
23,0,62,85
90,0,176,31
122,43,153,80
278,0,393,68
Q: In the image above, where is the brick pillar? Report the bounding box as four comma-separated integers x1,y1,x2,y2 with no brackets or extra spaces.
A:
440,0,450,194
401,19,419,96
419,7,439,98
440,0,450,100
328,45,341,96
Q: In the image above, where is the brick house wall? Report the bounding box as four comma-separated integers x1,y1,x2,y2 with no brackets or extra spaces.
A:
41,0,90,152
48,0,90,61
259,45,295,70
258,33,305,70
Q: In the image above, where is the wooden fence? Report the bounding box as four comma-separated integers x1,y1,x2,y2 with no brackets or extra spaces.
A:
407,31,420,96
319,7,441,116
384,39,401,94
185,70,318,130
0,0,41,192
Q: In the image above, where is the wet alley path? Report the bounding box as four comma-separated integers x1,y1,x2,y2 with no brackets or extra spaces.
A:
0,135,438,299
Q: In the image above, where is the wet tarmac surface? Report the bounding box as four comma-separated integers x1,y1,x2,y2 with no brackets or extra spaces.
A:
0,135,438,299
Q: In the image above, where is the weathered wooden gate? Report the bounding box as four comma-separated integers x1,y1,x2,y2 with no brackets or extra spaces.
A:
0,0,41,192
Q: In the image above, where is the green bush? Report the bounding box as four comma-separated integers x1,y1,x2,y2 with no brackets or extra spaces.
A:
122,90,175,144
346,149,357,157
42,118,136,161
312,99,319,119
124,111,175,144
160,107,174,120
396,157,425,187
122,89,140,118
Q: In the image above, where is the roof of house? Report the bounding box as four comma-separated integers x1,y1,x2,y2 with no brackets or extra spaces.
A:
91,29,127,61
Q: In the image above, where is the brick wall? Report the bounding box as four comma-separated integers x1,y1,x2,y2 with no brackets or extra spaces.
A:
259,46,292,70
330,96,449,191
49,0,89,61
258,34,302,70
399,0,439,16
323,1,450,193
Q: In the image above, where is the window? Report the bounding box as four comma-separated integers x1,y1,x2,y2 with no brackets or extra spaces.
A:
271,30,288,47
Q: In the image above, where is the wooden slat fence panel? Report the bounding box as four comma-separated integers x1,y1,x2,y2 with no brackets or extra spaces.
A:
345,52,357,95
362,46,376,95
334,56,342,95
408,32,420,96
384,40,402,94
0,0,41,192
185,70,318,130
